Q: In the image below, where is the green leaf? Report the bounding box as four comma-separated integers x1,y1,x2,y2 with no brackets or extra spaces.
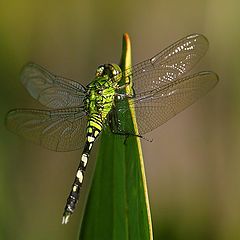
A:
78,33,153,240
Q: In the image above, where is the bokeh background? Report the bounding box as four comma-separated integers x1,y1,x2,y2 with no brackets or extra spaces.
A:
0,0,239,239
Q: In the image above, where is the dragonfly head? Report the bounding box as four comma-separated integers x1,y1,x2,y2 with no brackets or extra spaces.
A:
95,64,122,83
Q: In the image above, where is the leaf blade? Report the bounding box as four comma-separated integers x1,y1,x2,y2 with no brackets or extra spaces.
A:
78,33,153,240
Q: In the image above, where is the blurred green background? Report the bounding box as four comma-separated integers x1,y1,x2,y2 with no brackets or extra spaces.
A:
0,0,239,239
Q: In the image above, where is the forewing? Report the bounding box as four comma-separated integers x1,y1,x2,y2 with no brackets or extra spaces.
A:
118,34,209,97
21,63,86,108
113,72,218,135
6,107,87,151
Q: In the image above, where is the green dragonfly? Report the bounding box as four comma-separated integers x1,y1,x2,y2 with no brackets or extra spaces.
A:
6,33,218,224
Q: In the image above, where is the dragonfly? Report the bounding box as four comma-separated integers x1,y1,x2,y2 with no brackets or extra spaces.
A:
6,33,218,224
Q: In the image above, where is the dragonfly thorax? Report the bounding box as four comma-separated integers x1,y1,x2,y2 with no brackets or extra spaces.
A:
85,77,119,121
84,63,122,116
85,84,115,113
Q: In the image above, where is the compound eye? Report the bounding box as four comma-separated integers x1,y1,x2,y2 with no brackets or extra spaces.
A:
96,65,105,76
112,69,118,76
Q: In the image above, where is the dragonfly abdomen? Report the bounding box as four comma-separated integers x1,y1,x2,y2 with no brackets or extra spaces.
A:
62,117,102,224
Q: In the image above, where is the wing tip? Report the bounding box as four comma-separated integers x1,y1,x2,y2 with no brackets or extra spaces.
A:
186,33,209,52
187,33,208,41
197,71,219,91
5,109,17,131
5,109,29,135
20,62,36,82
199,71,219,81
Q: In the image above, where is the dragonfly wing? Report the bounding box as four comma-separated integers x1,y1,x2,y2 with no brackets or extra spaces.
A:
21,63,86,108
119,34,209,97
6,107,87,151
113,72,218,135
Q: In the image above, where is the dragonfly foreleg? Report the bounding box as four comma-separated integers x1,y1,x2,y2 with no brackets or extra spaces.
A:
115,93,133,100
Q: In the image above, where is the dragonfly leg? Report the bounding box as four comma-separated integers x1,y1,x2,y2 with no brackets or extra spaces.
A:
108,109,152,143
116,76,132,89
115,93,134,100
111,128,143,144
110,128,143,138
108,110,143,139
111,128,152,144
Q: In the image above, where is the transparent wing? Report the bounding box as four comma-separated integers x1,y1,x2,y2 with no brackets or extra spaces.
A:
6,107,87,151
21,63,86,108
112,72,218,135
117,33,209,97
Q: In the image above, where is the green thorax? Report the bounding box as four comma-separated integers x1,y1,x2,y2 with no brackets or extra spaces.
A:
84,64,122,121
